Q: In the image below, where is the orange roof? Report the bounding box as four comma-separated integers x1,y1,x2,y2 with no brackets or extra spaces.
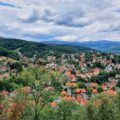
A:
102,85,107,90
63,96,75,101
66,82,77,87
76,95,82,100
76,97,88,106
104,90,116,96
75,88,86,94
76,89,81,93
89,82,98,87
65,71,71,75
50,102,57,107
69,74,75,79
61,91,68,96
80,99,88,106
92,89,98,94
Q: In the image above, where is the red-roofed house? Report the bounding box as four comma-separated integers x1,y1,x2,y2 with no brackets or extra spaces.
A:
89,82,98,88
63,96,75,101
104,90,116,96
102,85,108,90
76,96,88,106
50,102,57,107
61,91,68,96
75,88,86,94
1,90,9,96
66,82,77,87
92,89,98,94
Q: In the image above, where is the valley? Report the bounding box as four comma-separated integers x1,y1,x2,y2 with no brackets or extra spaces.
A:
0,38,120,119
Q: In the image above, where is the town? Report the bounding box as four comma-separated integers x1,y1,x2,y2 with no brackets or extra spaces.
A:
1,50,120,107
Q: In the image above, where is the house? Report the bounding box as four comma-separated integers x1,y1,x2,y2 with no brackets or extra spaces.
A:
105,81,116,89
66,82,77,87
90,68,101,75
102,85,108,90
92,89,98,94
76,96,88,106
89,82,98,88
115,64,120,69
65,71,71,76
63,96,75,101
104,90,116,96
61,91,68,97
105,63,114,71
50,102,57,107
0,65,7,72
75,88,86,94
0,90,9,96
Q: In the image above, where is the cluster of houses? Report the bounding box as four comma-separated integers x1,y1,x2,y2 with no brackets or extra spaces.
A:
0,51,120,108
46,52,120,107
0,59,9,80
50,80,117,107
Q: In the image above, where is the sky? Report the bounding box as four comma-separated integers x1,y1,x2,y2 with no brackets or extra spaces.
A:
0,0,120,42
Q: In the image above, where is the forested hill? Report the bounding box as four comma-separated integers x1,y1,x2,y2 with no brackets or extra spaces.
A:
0,37,96,60
108,46,120,53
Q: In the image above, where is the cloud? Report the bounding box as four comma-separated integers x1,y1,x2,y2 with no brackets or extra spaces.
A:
54,35,78,42
53,8,85,27
0,0,120,42
19,10,39,23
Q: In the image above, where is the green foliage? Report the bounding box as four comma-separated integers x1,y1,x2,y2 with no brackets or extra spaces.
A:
9,62,22,73
93,62,105,69
86,104,98,120
116,80,120,87
86,87,92,97
0,47,19,60
56,101,85,120
76,76,86,82
97,87,103,93
0,38,95,61
90,71,116,85
77,82,86,88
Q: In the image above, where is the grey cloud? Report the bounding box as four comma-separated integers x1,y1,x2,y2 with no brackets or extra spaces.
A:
19,10,39,23
40,9,55,22
1,0,120,41
19,8,54,23
53,8,87,27
19,6,88,28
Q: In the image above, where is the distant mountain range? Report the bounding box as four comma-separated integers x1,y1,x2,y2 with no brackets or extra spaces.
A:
0,37,120,53
43,40,120,52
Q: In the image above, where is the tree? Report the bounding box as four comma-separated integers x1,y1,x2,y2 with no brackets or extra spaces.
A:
87,94,117,120
97,87,103,93
86,104,98,120
98,99,115,120
8,92,28,120
57,101,85,120
116,80,120,87
77,82,86,88
20,67,65,120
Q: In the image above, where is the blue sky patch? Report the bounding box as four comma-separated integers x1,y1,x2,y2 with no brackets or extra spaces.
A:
0,2,16,8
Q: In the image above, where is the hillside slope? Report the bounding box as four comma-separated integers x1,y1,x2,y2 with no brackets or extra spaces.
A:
0,37,96,60
108,46,120,53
